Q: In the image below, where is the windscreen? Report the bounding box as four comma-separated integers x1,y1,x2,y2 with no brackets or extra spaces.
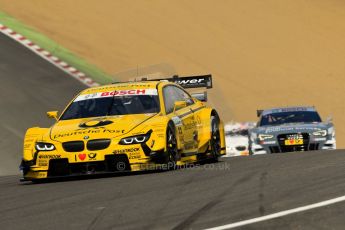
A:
226,129,249,136
60,89,160,120
259,111,322,126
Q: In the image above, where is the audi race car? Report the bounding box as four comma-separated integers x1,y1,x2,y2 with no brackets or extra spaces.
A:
20,75,226,181
249,106,336,154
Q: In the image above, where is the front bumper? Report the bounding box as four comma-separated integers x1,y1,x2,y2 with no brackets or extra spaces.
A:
20,141,171,181
251,134,336,154
225,146,249,157
20,154,140,181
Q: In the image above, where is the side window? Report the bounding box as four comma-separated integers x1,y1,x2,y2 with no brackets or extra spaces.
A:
173,87,194,106
163,86,177,114
163,85,194,114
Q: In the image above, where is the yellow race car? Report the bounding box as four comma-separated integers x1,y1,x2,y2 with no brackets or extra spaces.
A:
20,75,226,181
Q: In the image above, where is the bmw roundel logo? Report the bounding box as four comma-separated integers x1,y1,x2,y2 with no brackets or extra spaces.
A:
84,136,90,140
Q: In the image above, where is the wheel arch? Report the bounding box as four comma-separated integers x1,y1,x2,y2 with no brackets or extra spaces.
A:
197,108,226,155
166,120,184,151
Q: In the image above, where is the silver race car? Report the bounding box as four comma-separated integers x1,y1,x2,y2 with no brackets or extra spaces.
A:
249,106,336,154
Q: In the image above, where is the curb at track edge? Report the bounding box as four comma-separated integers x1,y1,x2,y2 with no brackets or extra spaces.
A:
0,23,99,88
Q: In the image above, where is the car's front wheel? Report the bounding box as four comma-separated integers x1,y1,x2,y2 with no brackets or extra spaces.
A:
165,124,178,170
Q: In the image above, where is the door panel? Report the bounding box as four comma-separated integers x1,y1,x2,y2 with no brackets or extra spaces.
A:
163,85,198,153
174,106,197,152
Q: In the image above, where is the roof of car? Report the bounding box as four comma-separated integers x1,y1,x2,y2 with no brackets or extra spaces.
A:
262,106,316,116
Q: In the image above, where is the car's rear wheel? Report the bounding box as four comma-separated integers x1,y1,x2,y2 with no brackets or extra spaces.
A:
210,116,221,162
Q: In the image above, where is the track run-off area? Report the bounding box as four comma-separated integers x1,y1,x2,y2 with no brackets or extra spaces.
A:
0,32,345,230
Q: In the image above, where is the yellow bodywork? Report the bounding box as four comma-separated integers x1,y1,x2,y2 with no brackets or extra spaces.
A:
21,81,226,181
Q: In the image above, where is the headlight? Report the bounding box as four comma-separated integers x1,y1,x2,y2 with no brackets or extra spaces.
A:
35,142,55,151
258,134,274,141
312,130,327,137
119,132,151,145
328,127,335,137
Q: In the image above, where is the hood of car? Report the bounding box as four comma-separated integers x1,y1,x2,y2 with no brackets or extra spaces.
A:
255,122,329,135
49,114,156,142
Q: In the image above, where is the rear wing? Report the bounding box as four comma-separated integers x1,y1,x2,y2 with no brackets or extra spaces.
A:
139,74,212,102
142,74,213,89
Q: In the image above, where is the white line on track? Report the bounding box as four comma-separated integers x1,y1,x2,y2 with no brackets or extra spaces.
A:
204,195,345,230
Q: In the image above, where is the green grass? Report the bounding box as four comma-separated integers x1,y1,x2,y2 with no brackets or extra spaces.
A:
0,11,114,85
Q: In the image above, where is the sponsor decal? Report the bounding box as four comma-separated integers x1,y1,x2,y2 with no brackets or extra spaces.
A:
196,115,202,125
113,148,140,154
261,141,277,145
79,120,113,128
128,152,141,160
54,129,122,139
88,153,97,160
78,154,86,161
37,172,47,178
176,78,205,85
183,120,197,130
74,89,158,102
38,155,61,159
285,133,303,139
285,139,303,146
154,128,165,132
101,90,146,96
264,127,319,133
166,75,212,89
265,107,315,115
271,107,308,114
83,85,153,93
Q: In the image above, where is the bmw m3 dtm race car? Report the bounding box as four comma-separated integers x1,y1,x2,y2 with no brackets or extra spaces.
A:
249,106,336,154
20,75,226,181
224,122,256,157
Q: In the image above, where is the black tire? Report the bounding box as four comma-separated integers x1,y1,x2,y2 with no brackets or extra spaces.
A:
210,116,221,162
165,124,178,170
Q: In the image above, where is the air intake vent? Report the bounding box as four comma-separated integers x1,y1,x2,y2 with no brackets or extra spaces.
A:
87,139,111,151
62,141,84,152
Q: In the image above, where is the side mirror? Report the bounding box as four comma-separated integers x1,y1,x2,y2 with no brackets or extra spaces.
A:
47,111,59,120
173,101,187,112
191,92,207,102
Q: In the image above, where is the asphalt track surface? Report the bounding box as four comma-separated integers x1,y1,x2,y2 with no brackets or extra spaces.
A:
0,33,85,175
1,33,345,230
